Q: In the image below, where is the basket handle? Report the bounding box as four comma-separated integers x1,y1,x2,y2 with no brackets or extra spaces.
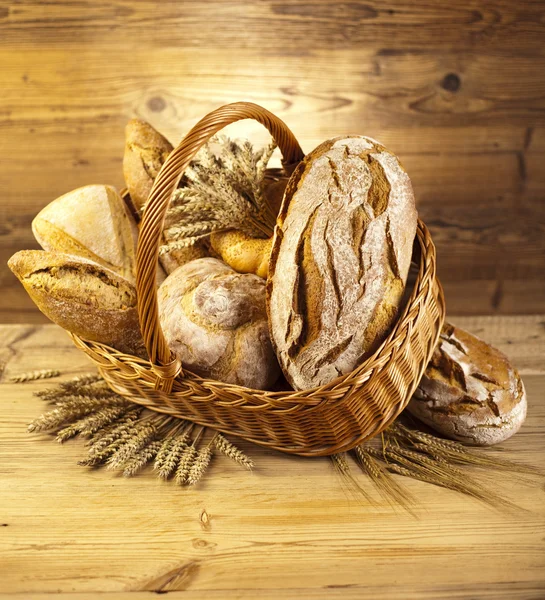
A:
135,102,305,391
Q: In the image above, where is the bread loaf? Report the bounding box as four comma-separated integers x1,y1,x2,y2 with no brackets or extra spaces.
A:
123,119,174,213
32,185,138,282
8,250,145,357
158,258,280,389
408,323,527,446
123,118,209,274
267,136,417,390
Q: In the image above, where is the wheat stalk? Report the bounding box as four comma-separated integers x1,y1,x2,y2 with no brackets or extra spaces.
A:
188,443,214,486
38,373,102,396
56,405,131,443
123,441,162,477
28,375,254,486
106,420,161,470
155,427,193,479
86,409,143,453
353,445,413,508
214,434,254,470
10,369,60,383
175,445,198,486
161,136,278,252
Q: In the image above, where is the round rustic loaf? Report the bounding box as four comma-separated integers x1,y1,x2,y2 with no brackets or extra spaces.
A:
8,250,145,357
32,185,138,282
158,258,280,390
267,136,417,390
408,323,527,446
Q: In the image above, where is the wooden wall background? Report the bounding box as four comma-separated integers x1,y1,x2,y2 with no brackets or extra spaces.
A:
1,0,544,322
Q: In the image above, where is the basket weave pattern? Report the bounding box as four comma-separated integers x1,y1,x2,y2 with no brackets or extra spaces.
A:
71,102,445,457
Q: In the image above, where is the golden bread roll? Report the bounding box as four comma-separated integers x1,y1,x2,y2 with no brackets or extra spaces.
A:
209,231,272,278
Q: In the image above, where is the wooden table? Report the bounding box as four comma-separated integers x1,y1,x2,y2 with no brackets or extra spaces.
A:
1,316,544,599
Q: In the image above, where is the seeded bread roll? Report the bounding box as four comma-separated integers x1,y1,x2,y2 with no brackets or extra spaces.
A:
8,250,145,357
267,136,417,390
158,258,280,390
32,185,138,282
408,323,527,446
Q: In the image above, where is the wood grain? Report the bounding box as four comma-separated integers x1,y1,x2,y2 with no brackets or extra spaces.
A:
1,0,544,318
0,317,544,598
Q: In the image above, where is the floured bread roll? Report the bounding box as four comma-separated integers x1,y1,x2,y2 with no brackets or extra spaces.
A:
8,250,145,357
267,136,417,390
158,258,280,390
408,323,527,445
32,185,138,282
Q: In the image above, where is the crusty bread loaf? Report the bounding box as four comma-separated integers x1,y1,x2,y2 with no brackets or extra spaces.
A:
267,136,417,390
408,323,527,446
158,258,280,389
32,185,138,282
8,250,145,357
123,118,209,274
123,119,174,213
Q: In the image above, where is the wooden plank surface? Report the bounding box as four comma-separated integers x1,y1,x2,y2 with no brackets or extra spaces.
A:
0,316,544,598
1,0,544,320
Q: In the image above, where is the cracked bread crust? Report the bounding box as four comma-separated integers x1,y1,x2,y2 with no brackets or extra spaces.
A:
408,323,527,446
267,136,417,390
158,258,280,390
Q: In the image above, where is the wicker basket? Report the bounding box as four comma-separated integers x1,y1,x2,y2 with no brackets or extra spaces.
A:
70,102,446,457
